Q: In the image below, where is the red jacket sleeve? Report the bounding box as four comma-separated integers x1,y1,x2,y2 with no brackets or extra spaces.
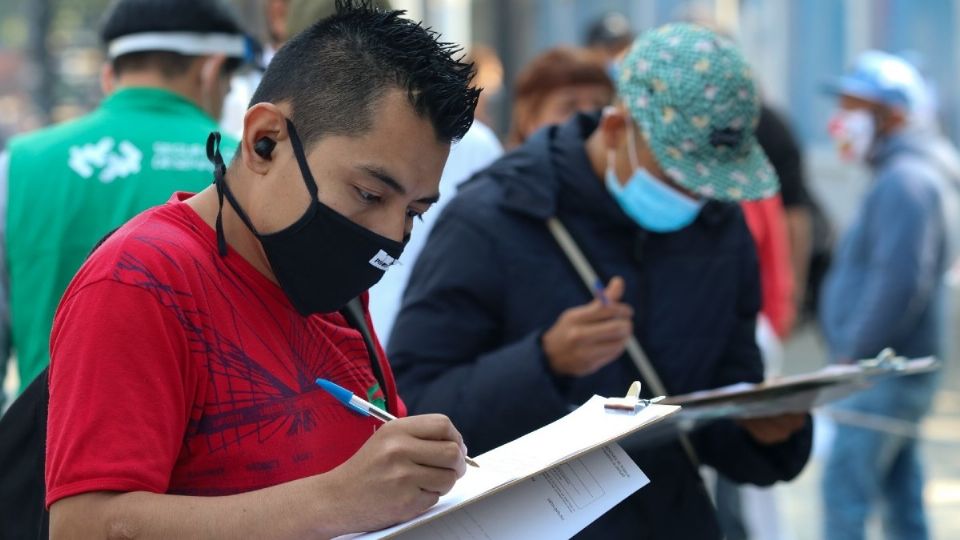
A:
740,196,796,338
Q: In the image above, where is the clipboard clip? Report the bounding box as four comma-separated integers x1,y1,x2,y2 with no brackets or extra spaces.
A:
857,348,907,371
604,381,665,414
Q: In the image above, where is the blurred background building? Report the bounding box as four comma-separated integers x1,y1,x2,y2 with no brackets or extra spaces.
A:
3,0,958,148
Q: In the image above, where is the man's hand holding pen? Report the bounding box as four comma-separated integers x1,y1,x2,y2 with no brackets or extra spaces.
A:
542,276,634,377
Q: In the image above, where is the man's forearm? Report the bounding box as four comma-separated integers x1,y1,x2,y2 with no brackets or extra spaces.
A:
50,474,351,540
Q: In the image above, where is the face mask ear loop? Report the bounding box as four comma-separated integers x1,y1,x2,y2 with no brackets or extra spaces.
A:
285,118,319,201
206,131,230,257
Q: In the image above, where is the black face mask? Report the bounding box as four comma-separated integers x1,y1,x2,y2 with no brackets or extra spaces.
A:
206,120,404,316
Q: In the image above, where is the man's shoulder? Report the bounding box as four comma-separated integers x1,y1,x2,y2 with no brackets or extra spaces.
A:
437,166,508,223
445,145,549,217
448,171,504,207
72,201,212,287
872,152,946,208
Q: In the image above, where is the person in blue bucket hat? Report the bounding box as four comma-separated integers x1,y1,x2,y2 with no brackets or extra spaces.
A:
820,50,960,540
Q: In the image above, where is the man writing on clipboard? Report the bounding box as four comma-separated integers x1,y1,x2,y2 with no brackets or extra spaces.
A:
45,1,480,537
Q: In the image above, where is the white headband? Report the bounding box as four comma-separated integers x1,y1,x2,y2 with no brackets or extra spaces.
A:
108,32,246,60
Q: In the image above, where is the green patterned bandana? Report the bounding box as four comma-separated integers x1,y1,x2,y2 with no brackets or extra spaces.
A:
617,23,778,201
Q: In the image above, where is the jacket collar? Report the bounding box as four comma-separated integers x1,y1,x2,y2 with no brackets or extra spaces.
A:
498,112,608,220
497,128,567,220
868,126,960,181
867,125,944,167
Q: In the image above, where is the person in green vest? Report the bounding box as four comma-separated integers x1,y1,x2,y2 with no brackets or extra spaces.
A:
0,0,248,401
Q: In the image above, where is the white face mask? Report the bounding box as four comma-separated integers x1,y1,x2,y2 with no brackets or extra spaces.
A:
828,109,876,163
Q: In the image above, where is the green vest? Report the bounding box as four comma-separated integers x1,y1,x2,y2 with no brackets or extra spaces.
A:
6,87,237,394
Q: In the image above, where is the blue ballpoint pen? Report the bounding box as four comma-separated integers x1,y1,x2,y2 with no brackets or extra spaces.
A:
316,378,479,467
593,277,609,306
316,377,396,422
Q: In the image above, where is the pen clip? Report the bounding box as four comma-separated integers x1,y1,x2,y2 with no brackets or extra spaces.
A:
604,381,665,414
347,402,371,417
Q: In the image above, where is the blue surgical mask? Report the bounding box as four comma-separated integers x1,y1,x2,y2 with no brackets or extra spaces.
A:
604,126,704,233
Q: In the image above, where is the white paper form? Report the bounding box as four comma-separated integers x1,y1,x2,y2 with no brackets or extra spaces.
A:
391,443,648,540
342,396,678,539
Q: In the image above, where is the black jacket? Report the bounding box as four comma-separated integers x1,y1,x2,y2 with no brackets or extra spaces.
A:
388,113,812,539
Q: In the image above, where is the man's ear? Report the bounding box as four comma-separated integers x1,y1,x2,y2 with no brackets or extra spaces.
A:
200,54,228,88
240,103,289,175
198,54,228,116
100,63,116,95
598,105,629,151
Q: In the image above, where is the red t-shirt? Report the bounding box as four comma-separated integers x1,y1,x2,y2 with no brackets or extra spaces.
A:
46,193,406,506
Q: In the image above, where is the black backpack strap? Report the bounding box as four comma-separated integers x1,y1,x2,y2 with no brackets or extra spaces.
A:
340,297,391,415
0,367,50,538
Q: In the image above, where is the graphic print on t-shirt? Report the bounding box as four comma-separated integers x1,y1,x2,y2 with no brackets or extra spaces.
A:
107,216,391,495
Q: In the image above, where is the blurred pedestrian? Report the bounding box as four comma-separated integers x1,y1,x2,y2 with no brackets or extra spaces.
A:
263,0,291,64
586,11,635,68
466,44,505,130
388,23,811,539
507,47,613,148
0,0,247,401
755,105,815,334
220,0,289,136
821,50,960,540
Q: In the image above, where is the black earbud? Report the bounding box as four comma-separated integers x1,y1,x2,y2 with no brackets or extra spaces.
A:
254,137,276,160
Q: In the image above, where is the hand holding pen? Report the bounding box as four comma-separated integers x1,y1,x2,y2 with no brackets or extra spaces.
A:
541,276,634,377
314,378,474,532
317,378,478,467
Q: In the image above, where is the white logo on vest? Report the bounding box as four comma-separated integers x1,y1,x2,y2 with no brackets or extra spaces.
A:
152,142,217,173
68,137,143,183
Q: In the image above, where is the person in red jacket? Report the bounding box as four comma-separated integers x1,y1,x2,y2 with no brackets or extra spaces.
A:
742,195,796,342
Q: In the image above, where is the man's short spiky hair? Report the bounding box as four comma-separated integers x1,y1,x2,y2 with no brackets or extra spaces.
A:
251,0,479,146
